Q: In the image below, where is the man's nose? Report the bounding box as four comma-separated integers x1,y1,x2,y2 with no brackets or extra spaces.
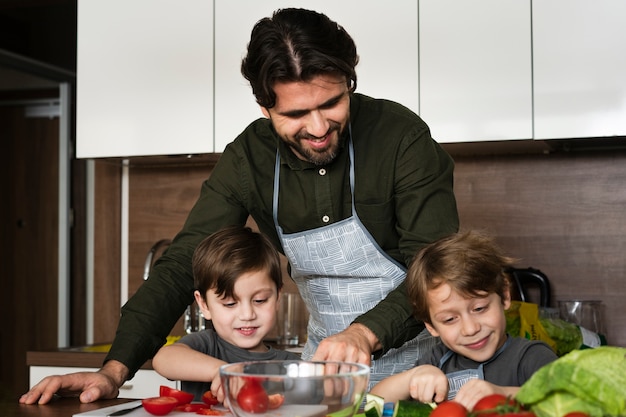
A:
306,110,330,137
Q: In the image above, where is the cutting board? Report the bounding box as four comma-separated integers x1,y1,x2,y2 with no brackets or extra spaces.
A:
73,400,328,417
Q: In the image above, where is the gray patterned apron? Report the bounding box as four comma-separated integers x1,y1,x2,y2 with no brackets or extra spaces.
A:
438,335,512,400
272,132,437,387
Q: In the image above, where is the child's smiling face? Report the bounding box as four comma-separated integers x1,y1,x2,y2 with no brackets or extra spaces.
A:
195,269,280,351
424,282,511,363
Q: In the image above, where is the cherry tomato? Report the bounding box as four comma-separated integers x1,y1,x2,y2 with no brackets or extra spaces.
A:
563,413,590,417
268,393,285,410
159,385,194,405
202,390,219,406
474,394,520,417
430,401,468,417
142,396,179,416
236,378,269,413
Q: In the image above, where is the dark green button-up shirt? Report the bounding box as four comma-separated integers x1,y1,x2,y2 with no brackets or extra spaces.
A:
107,93,459,377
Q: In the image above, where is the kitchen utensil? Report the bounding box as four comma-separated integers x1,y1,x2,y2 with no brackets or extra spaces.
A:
107,404,142,416
220,360,369,417
558,299,606,335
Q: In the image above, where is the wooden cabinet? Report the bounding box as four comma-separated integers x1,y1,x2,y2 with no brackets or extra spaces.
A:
419,0,532,143
214,0,419,152
76,1,626,157
532,0,626,139
76,0,214,158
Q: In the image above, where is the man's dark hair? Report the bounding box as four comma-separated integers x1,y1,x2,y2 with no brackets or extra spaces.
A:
241,8,359,109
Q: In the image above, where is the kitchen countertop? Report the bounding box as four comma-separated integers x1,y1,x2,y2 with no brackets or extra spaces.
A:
27,346,155,370
1,397,135,417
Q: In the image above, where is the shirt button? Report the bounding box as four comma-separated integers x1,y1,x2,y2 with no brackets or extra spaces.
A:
318,168,326,176
322,215,330,223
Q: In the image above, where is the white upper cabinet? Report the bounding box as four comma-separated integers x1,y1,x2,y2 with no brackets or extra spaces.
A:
76,0,214,158
533,0,626,140
214,0,419,152
419,0,533,143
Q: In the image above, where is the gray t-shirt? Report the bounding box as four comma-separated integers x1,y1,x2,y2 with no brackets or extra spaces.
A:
417,336,557,387
176,329,301,401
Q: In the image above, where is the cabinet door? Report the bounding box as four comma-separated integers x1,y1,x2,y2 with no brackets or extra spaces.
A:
214,0,419,152
419,0,532,143
533,0,626,139
76,0,214,158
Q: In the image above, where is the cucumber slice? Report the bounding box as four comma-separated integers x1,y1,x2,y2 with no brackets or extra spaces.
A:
364,394,385,417
392,400,435,417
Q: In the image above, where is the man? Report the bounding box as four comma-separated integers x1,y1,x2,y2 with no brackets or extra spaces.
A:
21,8,458,404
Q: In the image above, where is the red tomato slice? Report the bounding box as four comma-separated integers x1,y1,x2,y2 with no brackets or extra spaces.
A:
195,408,225,416
430,401,468,417
142,396,179,416
175,403,211,412
236,379,269,413
202,390,219,406
267,393,284,410
159,385,194,405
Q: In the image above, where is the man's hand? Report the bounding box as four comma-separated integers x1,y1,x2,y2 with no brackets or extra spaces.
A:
19,360,129,405
311,323,380,366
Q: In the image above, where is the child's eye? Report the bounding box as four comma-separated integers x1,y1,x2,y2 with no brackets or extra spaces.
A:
473,304,488,313
222,301,237,308
253,298,268,305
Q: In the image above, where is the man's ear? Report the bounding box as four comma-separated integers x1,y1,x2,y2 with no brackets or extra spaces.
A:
424,321,440,338
194,290,211,320
260,106,270,119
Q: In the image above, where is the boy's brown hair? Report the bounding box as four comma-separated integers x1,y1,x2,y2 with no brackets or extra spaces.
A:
192,226,283,301
406,230,517,324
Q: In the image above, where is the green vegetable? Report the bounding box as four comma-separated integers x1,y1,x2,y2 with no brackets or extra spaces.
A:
392,400,434,417
516,346,626,417
539,317,582,356
364,393,385,417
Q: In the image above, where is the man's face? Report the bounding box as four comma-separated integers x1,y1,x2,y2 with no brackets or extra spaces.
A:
261,74,350,166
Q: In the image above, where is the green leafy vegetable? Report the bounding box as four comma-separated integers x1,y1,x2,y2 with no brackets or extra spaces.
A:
516,346,626,417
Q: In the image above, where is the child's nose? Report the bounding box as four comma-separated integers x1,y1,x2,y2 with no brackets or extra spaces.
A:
239,303,257,320
461,318,480,336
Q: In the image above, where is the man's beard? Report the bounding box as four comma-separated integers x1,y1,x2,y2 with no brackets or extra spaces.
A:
288,121,344,166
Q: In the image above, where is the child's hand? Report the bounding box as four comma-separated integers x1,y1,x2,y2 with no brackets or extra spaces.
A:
453,379,519,411
406,364,448,404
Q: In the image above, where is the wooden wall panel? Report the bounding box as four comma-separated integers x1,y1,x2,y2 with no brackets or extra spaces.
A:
452,150,626,347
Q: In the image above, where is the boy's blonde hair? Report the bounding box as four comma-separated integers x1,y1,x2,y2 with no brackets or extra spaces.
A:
406,230,517,324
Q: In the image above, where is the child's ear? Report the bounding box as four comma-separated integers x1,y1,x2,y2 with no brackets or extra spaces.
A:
275,290,282,311
194,290,211,320
424,321,440,337
502,287,512,310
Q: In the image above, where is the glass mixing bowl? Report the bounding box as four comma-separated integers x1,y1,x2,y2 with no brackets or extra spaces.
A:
220,360,370,417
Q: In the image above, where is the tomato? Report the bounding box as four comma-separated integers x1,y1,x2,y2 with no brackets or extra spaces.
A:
195,409,225,415
175,403,211,412
268,393,285,410
563,413,590,417
142,396,179,416
159,385,194,405
202,390,219,406
236,378,269,413
430,401,468,417
473,394,520,417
